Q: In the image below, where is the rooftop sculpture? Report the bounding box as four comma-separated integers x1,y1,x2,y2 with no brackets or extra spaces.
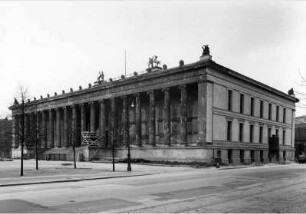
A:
148,55,160,69
202,45,210,56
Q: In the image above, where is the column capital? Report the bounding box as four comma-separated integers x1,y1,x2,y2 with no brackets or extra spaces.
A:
179,84,186,90
162,87,170,93
147,90,155,95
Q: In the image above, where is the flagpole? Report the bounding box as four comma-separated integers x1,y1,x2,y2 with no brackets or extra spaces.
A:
125,50,126,76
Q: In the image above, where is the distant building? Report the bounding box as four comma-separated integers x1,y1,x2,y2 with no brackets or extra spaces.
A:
295,115,306,158
9,46,299,164
0,118,12,158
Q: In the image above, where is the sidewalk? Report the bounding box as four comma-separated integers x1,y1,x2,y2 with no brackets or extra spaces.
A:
0,159,295,187
0,159,197,187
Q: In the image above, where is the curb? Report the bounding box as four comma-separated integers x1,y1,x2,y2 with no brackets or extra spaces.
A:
0,173,153,187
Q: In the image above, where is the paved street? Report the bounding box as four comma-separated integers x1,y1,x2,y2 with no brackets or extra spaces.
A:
0,160,305,213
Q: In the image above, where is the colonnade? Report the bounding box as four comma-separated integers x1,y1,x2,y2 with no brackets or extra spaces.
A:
12,80,212,149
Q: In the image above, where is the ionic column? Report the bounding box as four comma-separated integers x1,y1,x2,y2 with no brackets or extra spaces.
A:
12,115,17,149
180,85,187,145
63,107,69,147
122,96,129,146
41,111,47,148
48,109,54,148
24,114,29,146
148,91,156,146
80,103,86,132
198,80,213,144
110,98,117,143
35,112,40,148
135,93,142,146
71,105,77,147
163,88,171,146
99,100,106,147
55,108,61,147
90,102,96,132
18,115,22,148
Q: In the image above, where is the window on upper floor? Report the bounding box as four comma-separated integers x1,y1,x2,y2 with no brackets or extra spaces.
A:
240,94,244,114
283,108,286,123
259,126,263,144
282,130,286,145
228,90,232,111
268,128,271,139
250,124,254,143
276,129,279,137
276,106,279,122
239,123,244,142
227,120,232,141
260,100,264,118
268,103,272,120
250,97,255,116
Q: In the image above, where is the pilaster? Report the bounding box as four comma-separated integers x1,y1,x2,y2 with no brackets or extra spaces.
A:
198,79,213,144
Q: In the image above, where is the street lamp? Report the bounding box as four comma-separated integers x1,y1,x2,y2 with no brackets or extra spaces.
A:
127,98,134,172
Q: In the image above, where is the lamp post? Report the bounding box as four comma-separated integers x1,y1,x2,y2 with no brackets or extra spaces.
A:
112,129,115,172
127,97,134,172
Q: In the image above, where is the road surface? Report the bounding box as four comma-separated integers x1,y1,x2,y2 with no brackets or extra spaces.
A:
0,163,305,213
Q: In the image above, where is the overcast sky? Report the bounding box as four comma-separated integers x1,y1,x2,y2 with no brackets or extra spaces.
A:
0,0,305,118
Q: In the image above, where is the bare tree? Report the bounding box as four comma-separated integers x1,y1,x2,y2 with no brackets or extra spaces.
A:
14,85,29,176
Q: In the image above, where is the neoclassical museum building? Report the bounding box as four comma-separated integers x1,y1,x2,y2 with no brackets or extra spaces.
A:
10,46,299,164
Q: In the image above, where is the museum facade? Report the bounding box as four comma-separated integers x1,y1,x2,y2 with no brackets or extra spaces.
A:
10,47,299,164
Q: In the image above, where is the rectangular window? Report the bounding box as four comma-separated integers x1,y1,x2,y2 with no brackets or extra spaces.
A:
283,108,286,123
227,121,232,141
259,126,263,143
250,125,254,143
276,106,279,122
268,103,272,120
268,128,271,139
276,129,279,137
240,94,244,114
250,97,254,116
228,90,232,111
239,123,244,142
260,101,264,118
283,130,286,145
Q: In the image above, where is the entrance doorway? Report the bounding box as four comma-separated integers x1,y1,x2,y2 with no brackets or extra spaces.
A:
228,149,233,164
251,150,255,163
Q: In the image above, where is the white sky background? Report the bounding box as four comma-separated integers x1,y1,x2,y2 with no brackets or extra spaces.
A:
0,0,305,118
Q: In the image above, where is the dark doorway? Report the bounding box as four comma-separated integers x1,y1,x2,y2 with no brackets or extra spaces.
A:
240,150,244,163
260,150,264,162
228,149,233,164
251,150,255,163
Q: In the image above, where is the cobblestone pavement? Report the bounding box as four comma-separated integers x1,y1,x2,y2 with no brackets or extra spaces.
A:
0,160,305,213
